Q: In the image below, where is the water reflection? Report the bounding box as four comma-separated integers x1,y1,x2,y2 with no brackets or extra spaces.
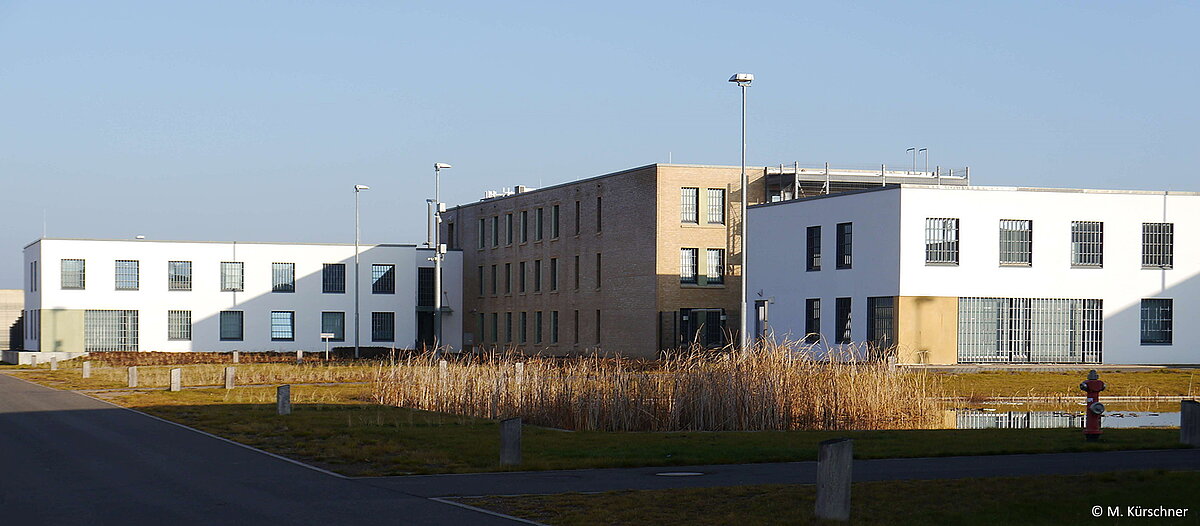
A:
952,409,1181,429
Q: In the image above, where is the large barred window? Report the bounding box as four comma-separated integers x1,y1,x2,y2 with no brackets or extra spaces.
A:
680,248,698,284
220,262,244,291
1141,223,1173,269
999,219,1032,266
836,223,853,269
680,187,699,223
806,226,821,271
1140,299,1172,345
84,310,138,351
1070,221,1104,268
270,311,295,341
168,261,192,291
925,218,959,265
706,249,724,284
167,310,191,341
372,264,395,294
61,259,85,289
867,297,896,350
220,311,244,341
835,297,852,344
321,312,345,342
372,311,395,342
804,298,820,343
958,297,1102,363
272,263,295,293
707,189,725,224
322,263,345,293
115,260,139,290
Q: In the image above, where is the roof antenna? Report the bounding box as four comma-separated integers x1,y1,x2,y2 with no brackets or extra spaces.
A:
669,151,672,163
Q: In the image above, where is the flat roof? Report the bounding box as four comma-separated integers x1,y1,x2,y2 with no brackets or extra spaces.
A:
749,184,1200,210
24,238,422,250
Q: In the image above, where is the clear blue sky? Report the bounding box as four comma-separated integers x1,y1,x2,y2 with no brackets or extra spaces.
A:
2,1,1197,288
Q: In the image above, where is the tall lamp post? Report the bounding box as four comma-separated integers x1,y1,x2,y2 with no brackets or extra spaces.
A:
354,184,370,359
729,72,753,350
433,163,452,356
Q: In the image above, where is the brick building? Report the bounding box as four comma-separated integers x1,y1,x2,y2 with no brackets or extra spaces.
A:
442,163,968,357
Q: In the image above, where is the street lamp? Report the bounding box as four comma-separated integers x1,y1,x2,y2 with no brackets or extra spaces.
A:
729,72,752,350
354,184,370,359
919,148,929,173
433,163,452,356
907,147,917,174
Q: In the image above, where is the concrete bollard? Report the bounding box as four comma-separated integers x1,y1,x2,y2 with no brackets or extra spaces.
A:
277,385,291,415
82,361,91,379
296,350,303,364
50,357,58,371
169,368,182,392
29,355,38,366
224,367,236,389
232,351,239,364
439,360,449,381
500,417,522,466
815,438,854,522
1182,400,1200,447
515,362,524,385
128,366,138,388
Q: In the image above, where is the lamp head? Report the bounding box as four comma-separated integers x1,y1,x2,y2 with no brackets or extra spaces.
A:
728,73,754,85
434,163,452,170
906,147,916,153
355,184,370,191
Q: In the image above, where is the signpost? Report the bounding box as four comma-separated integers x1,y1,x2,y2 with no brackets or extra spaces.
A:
320,333,334,361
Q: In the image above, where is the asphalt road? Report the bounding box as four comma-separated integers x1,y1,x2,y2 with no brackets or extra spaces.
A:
0,373,517,526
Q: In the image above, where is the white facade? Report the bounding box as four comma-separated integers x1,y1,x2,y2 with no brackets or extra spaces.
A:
22,238,463,353
747,185,1200,365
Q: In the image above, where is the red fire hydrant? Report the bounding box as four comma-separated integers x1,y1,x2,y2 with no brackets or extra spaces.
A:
1079,369,1106,441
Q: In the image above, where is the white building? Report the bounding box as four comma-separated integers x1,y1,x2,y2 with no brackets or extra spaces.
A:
19,238,462,358
747,185,1199,365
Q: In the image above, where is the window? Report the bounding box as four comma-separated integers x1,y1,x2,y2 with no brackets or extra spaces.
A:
519,261,527,293
573,310,580,344
806,226,821,271
372,312,395,342
596,196,602,232
417,267,435,307
476,313,484,344
168,310,191,341
169,261,192,291
491,216,500,248
447,222,456,249
573,255,580,290
707,189,725,224
505,213,514,245
835,297,852,344
272,263,295,293
519,312,528,343
925,218,960,265
504,263,512,294
270,311,295,341
836,223,852,269
804,299,820,343
477,266,485,296
322,312,346,342
478,218,486,249
535,311,543,343
115,260,140,290
550,258,558,291
1071,221,1104,268
61,259,85,289
1141,299,1172,345
684,248,701,284
596,253,602,287
999,220,1033,266
552,204,560,238
1142,223,1174,269
490,265,498,295
574,201,581,235
534,260,542,292
595,309,601,344
29,261,37,292
372,264,395,294
867,297,896,350
520,210,529,243
220,311,244,341
490,313,498,343
551,311,559,344
505,312,513,343
681,187,699,223
84,310,138,351
706,249,724,285
958,298,1103,363
535,208,544,241
323,263,346,293
220,262,243,292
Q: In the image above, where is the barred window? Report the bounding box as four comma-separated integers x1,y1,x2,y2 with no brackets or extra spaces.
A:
270,311,294,341
168,310,191,341
707,189,725,224
835,297,852,344
806,226,821,271
372,312,395,342
1142,223,1173,269
836,223,853,269
999,220,1032,266
925,218,960,265
220,262,244,292
115,260,139,290
61,259,85,289
706,249,724,284
321,312,345,342
372,264,395,294
1071,221,1104,268
168,261,192,291
957,298,1103,363
417,267,435,307
219,311,243,341
322,263,345,293
1140,299,1172,345
681,187,699,223
804,298,820,343
867,297,896,350
272,263,295,293
680,248,698,284
84,310,138,351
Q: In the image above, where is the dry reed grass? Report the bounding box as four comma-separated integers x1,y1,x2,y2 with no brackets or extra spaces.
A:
373,341,945,431
84,363,377,387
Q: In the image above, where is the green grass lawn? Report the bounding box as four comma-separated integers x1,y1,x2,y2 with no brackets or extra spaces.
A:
91,385,1186,476
461,470,1200,525
936,369,1199,398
